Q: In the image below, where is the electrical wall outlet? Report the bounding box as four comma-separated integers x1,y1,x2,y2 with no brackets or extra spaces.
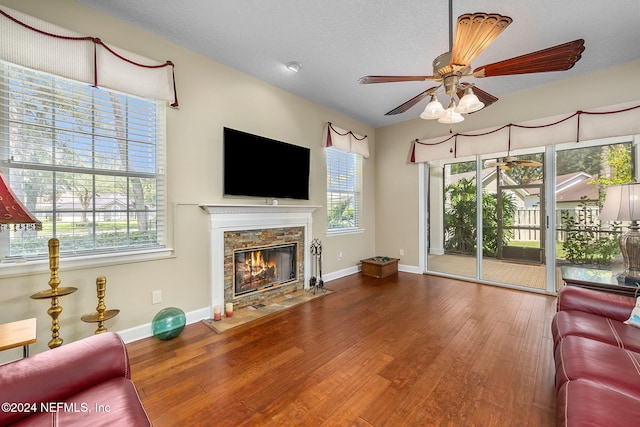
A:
152,290,162,304
399,249,405,256
338,251,343,259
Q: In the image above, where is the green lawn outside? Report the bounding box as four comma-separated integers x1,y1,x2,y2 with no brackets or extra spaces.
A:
38,221,135,234
509,240,567,260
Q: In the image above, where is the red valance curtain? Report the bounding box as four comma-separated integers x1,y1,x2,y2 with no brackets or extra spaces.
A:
324,122,369,158
411,101,640,163
0,5,178,107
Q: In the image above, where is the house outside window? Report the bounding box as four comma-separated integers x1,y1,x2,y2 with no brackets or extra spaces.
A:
0,60,165,260
326,146,361,231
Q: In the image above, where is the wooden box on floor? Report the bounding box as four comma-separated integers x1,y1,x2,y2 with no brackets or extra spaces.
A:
360,257,399,278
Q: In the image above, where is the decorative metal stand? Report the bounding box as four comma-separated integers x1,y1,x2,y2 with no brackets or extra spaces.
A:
81,276,120,334
309,239,325,294
30,238,77,348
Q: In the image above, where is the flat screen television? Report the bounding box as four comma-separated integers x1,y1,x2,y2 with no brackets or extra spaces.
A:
223,127,311,200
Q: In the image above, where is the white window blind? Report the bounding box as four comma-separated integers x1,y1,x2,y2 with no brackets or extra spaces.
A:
0,60,165,260
326,146,361,230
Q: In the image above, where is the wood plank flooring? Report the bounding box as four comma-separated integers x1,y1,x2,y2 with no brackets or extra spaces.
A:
127,272,558,426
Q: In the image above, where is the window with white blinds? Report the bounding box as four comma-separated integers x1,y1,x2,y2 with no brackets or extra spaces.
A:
0,60,165,260
326,146,361,231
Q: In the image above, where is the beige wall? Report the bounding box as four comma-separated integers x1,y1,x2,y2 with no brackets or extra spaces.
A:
375,60,640,268
0,0,375,360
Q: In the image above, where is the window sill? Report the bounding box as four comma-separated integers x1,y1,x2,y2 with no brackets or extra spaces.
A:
326,228,365,237
0,247,175,278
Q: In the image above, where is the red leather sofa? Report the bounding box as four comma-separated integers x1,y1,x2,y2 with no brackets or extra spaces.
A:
0,332,151,426
552,285,640,426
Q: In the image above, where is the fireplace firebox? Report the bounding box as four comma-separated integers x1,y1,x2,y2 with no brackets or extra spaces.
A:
233,243,297,297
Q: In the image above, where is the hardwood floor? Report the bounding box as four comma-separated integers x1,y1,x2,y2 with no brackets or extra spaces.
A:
127,272,558,426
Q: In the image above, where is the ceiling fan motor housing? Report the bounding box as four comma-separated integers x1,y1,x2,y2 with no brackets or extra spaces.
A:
433,52,452,74
434,52,471,94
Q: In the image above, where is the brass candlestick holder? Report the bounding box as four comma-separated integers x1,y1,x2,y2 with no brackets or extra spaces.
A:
30,238,77,348
81,276,119,334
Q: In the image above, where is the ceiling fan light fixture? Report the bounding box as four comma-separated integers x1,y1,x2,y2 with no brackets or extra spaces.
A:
420,95,446,120
455,87,485,114
358,0,585,125
438,98,464,124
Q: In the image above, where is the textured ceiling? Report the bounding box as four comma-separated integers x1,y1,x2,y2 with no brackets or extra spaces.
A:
76,0,640,128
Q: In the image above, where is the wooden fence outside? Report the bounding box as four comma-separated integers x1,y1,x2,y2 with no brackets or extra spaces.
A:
508,207,616,242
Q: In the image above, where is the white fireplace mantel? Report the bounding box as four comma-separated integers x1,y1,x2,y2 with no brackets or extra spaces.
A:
200,204,320,314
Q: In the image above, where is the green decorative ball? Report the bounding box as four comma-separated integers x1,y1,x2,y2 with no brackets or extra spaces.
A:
152,307,186,340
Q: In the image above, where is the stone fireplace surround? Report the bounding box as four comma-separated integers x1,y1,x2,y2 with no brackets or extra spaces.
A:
226,229,302,303
200,204,319,315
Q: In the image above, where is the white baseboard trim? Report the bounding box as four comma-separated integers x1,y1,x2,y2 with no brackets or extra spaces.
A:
399,264,422,274
117,306,210,344
323,263,423,282
323,265,360,282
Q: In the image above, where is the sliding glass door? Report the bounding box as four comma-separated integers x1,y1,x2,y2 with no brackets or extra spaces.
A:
554,138,635,290
424,135,637,293
427,160,477,280
480,151,546,290
426,150,547,291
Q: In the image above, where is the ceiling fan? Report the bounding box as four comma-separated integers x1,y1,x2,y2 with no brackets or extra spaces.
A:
485,156,543,170
358,0,585,123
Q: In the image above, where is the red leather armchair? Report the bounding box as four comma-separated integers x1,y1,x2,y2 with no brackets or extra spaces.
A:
552,286,640,426
0,332,151,426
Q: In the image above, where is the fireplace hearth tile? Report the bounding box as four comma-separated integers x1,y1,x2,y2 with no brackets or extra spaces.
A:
250,303,266,309
202,288,332,334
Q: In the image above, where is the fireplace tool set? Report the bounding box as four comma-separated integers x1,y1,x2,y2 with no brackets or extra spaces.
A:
309,238,326,294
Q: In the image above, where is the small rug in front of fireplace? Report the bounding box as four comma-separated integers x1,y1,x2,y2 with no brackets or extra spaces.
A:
202,288,333,334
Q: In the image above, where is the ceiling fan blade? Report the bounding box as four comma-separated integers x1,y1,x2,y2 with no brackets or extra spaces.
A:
485,161,504,168
472,39,585,78
384,86,440,116
358,75,436,84
515,160,543,167
451,13,512,67
456,83,499,111
484,158,508,168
